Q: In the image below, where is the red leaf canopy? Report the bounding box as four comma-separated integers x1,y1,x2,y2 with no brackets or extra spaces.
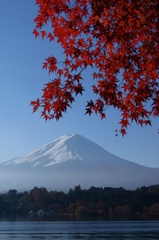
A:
31,0,159,135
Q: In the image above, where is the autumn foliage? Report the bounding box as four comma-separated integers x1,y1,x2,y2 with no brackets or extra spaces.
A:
31,0,159,135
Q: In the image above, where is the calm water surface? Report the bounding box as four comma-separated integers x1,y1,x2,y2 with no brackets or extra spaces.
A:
0,221,158,239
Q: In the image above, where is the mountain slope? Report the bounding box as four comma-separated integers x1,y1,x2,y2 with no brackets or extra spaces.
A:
0,134,158,191
1,134,146,168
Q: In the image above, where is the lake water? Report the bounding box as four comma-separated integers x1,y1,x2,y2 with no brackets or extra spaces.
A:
0,221,158,239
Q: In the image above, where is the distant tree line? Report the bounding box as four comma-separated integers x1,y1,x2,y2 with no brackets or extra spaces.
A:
0,185,159,220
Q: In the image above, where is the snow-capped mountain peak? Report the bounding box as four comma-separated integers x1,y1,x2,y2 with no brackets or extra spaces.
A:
2,133,135,168
0,134,159,191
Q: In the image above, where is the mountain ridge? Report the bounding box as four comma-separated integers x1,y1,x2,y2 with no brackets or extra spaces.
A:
1,133,151,169
0,134,158,191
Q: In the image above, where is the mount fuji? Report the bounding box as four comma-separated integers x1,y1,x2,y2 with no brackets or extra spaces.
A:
0,134,158,191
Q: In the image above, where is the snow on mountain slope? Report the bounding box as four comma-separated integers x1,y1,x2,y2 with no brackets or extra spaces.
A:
1,134,144,169
0,134,158,191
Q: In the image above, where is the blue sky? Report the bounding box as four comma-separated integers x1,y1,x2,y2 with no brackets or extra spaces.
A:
0,1,158,168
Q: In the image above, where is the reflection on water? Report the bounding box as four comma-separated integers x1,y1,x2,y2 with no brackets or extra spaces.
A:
0,221,158,239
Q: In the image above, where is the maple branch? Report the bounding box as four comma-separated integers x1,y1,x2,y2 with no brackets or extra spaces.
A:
32,0,159,135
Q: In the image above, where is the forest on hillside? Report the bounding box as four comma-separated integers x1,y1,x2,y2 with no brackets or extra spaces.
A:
0,185,159,220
